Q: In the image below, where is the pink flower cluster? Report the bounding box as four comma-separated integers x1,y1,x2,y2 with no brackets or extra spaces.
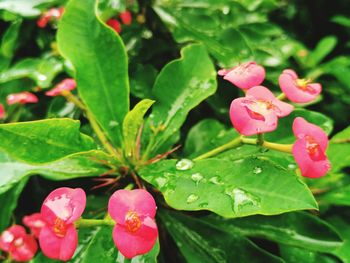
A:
0,188,158,262
219,62,330,178
107,11,133,34
1,78,76,121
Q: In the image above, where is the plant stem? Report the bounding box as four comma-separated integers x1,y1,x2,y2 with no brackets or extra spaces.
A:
194,135,293,161
63,91,122,160
193,137,242,161
123,258,132,263
74,218,115,228
276,93,287,101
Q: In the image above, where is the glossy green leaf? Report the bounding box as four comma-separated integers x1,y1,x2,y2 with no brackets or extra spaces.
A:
153,0,293,67
204,212,342,252
0,57,64,88
57,0,130,147
0,119,96,163
123,99,154,158
328,125,350,172
183,119,238,158
279,245,339,263
130,64,157,99
0,179,27,231
160,210,284,263
331,15,350,27
139,157,317,218
143,43,217,158
0,150,114,193
307,36,337,67
265,109,333,144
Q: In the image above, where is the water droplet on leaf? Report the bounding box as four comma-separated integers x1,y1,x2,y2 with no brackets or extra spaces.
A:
209,176,223,185
176,159,194,171
253,166,262,174
191,173,203,185
186,194,199,204
225,188,260,214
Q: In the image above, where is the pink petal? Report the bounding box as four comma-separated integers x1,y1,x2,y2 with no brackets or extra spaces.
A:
0,104,5,119
292,117,328,150
229,98,278,136
271,98,294,117
220,62,265,90
279,70,321,103
246,86,276,101
6,92,38,105
23,213,46,238
0,225,26,252
41,187,86,224
292,138,331,178
46,78,76,97
10,234,38,262
282,69,298,79
39,224,78,261
108,190,156,224
112,217,158,259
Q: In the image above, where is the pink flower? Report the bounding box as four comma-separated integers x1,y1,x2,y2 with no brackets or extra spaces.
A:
0,225,38,262
23,213,46,238
0,104,5,119
6,92,38,105
292,117,331,178
278,69,322,103
230,86,294,136
37,7,64,28
39,187,86,261
120,11,132,25
107,19,122,33
218,61,265,90
45,78,77,97
108,189,158,259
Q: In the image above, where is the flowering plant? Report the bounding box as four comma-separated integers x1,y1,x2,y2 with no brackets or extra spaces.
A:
0,0,349,262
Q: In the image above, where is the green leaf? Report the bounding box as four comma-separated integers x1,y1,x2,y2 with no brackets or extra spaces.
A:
320,184,350,207
328,125,350,172
160,210,284,263
265,109,333,144
0,0,59,17
0,150,114,193
143,43,217,158
123,99,154,159
0,57,64,88
204,212,342,252
183,119,238,158
327,216,350,263
130,64,157,99
138,157,317,218
0,119,96,163
57,0,130,147
331,15,350,27
279,245,339,263
0,179,27,231
0,19,22,70
153,0,293,67
307,36,337,67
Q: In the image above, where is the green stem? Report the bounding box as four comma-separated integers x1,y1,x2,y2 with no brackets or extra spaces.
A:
123,258,132,263
63,91,122,160
74,218,115,228
276,93,287,101
193,137,242,161
242,137,293,153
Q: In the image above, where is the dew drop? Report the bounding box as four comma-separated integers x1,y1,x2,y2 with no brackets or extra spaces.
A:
288,163,296,170
222,5,230,14
37,74,47,81
209,176,224,185
176,159,194,171
199,202,208,208
253,166,262,174
225,188,260,213
155,177,167,188
191,173,203,185
186,194,199,204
